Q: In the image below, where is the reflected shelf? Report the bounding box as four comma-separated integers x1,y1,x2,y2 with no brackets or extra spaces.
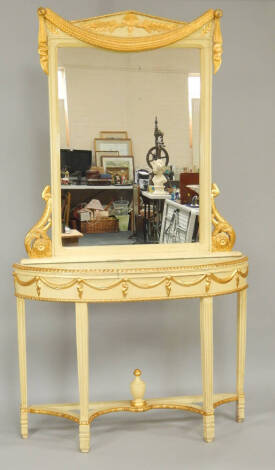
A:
61,184,133,190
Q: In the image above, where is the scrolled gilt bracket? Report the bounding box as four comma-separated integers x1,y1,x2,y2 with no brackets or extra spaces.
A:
212,183,236,251
24,185,52,258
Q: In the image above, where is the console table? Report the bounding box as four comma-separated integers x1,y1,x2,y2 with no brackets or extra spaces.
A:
13,254,248,452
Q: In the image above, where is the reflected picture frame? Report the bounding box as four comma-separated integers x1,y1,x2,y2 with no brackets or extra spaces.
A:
101,155,135,183
99,131,128,139
95,150,119,166
94,138,133,156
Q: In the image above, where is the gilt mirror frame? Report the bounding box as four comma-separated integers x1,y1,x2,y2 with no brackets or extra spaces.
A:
36,8,224,263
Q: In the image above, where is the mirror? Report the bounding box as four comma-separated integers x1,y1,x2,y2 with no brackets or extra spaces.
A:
58,46,200,247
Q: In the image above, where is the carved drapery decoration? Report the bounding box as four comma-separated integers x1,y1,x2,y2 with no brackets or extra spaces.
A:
13,267,248,300
24,185,52,258
37,8,223,75
211,183,236,251
213,9,223,73
38,8,49,74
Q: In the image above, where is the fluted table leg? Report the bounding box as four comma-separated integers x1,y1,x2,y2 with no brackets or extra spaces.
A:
17,298,28,439
200,297,214,443
236,289,247,422
75,302,90,452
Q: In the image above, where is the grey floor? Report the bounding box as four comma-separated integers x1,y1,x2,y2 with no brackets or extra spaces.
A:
78,231,137,246
1,393,274,470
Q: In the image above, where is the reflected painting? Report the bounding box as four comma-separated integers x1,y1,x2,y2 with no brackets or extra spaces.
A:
58,47,200,247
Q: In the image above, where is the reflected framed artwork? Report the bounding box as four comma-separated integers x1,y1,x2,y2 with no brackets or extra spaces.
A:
99,131,128,139
101,155,134,183
95,150,119,166
94,138,133,156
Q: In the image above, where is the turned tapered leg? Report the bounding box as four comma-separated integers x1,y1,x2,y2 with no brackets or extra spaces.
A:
236,289,247,423
75,303,90,452
17,298,28,439
200,297,214,443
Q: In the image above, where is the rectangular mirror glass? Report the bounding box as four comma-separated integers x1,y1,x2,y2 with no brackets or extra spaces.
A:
57,46,200,248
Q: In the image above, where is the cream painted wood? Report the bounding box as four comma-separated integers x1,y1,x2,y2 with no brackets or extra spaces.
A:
200,297,214,442
21,249,244,265
75,302,90,452
192,98,200,169
13,255,248,303
130,370,146,408
236,289,247,423
27,392,238,425
28,392,238,414
48,40,60,258
17,298,28,439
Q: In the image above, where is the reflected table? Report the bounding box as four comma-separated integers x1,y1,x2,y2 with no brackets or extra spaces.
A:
61,229,83,245
141,191,171,243
13,254,248,452
186,184,200,194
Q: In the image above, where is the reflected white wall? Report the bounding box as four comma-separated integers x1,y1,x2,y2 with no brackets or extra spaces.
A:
58,47,200,170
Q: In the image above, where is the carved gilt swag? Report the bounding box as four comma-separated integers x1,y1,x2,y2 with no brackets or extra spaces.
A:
37,8,223,75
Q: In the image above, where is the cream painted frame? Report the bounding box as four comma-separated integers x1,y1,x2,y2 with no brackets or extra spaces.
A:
47,25,212,263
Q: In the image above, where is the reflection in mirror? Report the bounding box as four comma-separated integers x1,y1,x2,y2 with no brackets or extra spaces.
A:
58,47,200,247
